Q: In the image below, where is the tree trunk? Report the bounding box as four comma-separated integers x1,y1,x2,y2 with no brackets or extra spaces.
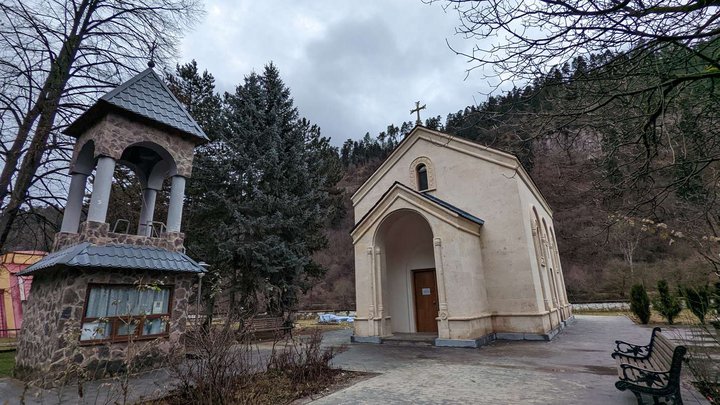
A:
0,100,46,207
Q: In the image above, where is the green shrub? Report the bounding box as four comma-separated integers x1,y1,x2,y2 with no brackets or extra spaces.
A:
654,280,682,325
630,284,651,324
682,285,711,324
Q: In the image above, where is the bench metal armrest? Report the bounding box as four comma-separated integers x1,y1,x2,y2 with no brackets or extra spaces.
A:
619,363,669,388
614,340,651,358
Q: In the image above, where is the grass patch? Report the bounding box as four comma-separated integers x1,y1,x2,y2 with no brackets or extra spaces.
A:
0,350,15,377
294,319,352,335
575,308,710,326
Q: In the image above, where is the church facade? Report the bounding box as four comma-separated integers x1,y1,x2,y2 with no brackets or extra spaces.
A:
351,126,572,347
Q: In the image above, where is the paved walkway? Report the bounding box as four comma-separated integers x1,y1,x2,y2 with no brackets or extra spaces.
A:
0,315,711,404
314,315,711,404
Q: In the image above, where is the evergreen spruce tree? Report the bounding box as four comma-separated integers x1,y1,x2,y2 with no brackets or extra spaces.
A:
629,284,651,324
682,285,711,324
653,280,683,325
165,61,225,325
184,63,342,319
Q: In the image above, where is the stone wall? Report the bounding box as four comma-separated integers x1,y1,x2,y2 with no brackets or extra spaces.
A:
53,221,185,252
15,268,195,383
70,113,196,177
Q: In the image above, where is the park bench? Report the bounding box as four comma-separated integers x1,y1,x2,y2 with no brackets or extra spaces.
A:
245,315,292,339
612,327,687,405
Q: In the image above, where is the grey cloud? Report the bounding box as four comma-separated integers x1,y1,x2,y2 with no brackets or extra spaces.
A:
180,1,488,146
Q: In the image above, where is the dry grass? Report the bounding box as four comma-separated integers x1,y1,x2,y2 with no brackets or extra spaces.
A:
293,319,352,335
575,308,712,326
152,369,364,405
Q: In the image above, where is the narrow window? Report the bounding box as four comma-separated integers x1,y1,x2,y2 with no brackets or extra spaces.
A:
416,164,429,191
80,284,172,342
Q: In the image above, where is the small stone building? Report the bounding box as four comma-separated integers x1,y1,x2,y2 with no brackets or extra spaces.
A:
351,126,572,347
15,64,207,379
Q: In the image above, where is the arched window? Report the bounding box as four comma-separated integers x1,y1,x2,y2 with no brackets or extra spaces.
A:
416,164,429,191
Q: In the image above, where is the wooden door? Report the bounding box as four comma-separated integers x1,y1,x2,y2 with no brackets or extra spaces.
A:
413,269,439,333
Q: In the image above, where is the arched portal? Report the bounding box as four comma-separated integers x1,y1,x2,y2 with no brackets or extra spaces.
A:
375,209,437,334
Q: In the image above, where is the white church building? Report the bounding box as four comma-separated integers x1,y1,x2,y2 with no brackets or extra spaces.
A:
351,126,572,347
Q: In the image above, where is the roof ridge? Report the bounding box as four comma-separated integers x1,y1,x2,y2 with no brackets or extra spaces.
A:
101,68,154,101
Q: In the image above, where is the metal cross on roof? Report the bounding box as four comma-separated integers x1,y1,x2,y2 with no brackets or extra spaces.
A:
411,101,426,125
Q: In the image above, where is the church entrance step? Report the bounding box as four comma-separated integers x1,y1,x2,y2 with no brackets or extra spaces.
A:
382,333,437,347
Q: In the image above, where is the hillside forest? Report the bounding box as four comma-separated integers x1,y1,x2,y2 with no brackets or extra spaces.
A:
304,43,720,307
3,44,720,310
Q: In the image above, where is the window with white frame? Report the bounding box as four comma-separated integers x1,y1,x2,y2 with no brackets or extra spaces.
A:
80,284,172,342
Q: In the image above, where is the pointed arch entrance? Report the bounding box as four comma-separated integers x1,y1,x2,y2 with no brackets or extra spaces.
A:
374,209,437,334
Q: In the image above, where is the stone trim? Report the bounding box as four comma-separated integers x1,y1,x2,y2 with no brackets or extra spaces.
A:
53,221,185,253
71,114,196,177
409,156,436,191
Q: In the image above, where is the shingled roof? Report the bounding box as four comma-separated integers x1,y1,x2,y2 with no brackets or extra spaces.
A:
18,242,206,276
64,67,208,143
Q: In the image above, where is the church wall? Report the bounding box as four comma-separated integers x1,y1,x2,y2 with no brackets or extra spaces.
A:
517,181,572,322
352,128,572,341
352,133,541,317
439,227,493,339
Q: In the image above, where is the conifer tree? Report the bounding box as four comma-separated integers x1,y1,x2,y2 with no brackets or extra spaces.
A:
629,284,650,325
653,280,683,325
184,63,342,319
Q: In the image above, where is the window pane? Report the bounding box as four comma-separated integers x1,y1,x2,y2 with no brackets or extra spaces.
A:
80,321,111,341
117,319,139,336
85,285,171,318
417,165,429,190
142,318,167,335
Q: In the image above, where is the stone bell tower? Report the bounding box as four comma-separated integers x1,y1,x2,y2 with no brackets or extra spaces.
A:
54,62,208,252
15,64,209,381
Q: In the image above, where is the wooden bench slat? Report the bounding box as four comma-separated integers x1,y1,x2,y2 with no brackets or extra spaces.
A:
613,328,686,404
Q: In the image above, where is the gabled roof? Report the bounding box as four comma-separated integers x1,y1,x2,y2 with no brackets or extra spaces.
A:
351,125,553,216
420,192,485,226
351,182,484,242
18,242,206,276
64,67,209,143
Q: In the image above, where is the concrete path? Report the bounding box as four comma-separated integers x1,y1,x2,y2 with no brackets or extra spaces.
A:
315,315,711,405
0,316,711,404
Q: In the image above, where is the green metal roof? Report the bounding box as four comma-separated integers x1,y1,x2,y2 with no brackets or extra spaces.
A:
18,242,206,275
64,67,208,143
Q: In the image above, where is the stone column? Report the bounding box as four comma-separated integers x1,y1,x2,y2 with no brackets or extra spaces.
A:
433,237,450,339
374,247,385,336
138,187,158,236
87,156,116,223
166,175,186,233
60,172,89,233
366,246,376,336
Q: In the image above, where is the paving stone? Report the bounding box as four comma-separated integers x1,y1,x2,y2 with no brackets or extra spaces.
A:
316,315,711,404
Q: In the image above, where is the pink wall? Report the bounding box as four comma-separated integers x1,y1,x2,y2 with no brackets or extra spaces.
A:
1,251,45,329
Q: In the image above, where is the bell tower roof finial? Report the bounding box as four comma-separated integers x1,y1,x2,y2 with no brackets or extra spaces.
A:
147,40,157,69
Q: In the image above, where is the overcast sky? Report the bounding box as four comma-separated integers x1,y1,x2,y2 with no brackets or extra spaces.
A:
179,1,494,146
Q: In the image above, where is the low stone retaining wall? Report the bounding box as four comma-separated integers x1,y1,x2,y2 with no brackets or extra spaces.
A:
572,302,629,311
